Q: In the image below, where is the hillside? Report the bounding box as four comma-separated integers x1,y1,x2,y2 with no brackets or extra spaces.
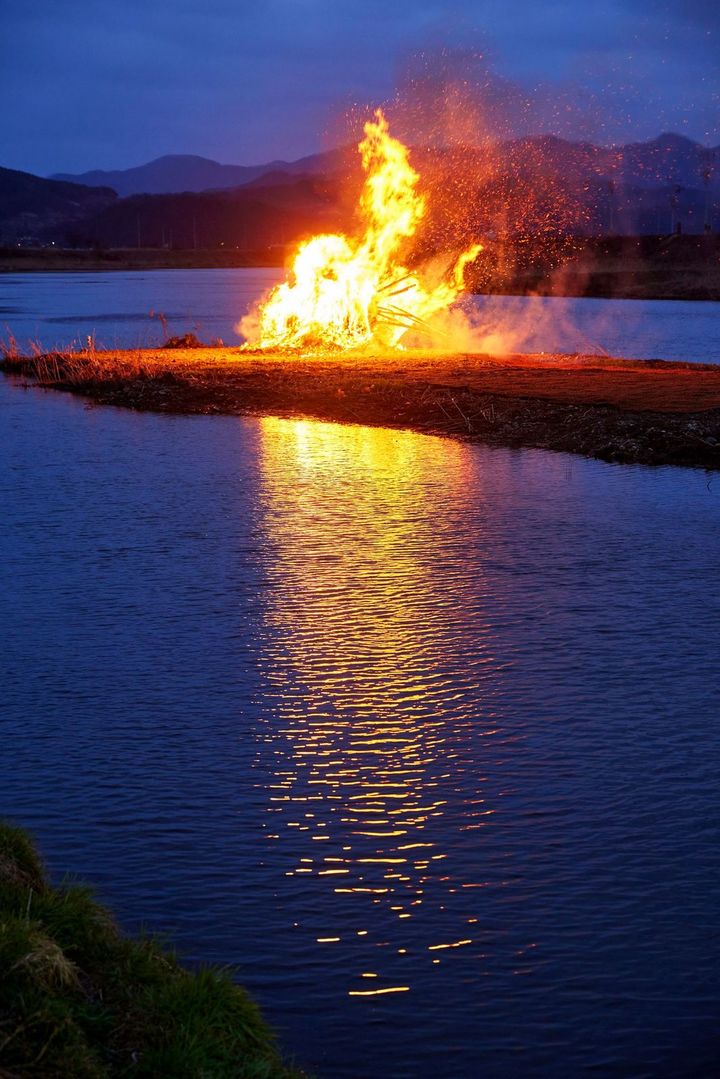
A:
50,134,719,201
0,167,116,244
2,132,718,253
73,176,341,250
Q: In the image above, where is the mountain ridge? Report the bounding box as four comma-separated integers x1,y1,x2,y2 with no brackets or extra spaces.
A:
50,152,336,196
3,131,718,248
50,133,719,197
0,165,117,243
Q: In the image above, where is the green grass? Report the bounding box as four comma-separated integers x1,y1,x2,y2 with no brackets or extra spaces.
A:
0,821,306,1078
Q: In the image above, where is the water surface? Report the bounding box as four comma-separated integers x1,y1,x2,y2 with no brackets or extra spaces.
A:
1,375,719,1078
1,267,719,361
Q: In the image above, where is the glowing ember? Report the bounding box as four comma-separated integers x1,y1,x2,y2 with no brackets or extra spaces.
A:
244,109,482,351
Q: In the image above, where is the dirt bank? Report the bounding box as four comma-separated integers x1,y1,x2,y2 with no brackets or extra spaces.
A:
3,346,720,469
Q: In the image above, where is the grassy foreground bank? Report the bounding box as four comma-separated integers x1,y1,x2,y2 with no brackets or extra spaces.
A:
0,821,304,1079
3,346,720,470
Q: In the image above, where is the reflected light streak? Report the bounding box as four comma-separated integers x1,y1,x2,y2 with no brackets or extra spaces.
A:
252,416,501,995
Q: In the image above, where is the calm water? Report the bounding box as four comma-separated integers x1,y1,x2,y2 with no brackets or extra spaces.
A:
2,373,719,1078
1,267,719,361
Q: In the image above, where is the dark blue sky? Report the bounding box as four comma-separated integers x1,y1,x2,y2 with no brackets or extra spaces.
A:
2,0,718,176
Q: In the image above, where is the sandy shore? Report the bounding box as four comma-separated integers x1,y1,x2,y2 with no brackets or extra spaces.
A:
3,346,720,469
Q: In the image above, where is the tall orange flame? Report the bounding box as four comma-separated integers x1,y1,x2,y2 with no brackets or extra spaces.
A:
245,109,482,351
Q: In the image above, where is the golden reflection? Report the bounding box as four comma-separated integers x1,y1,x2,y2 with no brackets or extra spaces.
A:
253,415,499,997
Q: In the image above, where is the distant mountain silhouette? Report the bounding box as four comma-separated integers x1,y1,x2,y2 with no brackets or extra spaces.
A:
0,166,116,244
50,152,340,197
50,136,718,198
3,133,718,248
616,133,718,190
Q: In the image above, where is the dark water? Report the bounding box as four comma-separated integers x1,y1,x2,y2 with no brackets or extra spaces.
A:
1,267,720,361
2,374,720,1079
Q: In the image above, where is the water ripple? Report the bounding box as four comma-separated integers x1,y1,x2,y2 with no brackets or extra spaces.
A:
1,380,720,1078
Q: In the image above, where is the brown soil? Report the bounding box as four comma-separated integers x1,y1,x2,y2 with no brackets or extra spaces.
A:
3,347,720,469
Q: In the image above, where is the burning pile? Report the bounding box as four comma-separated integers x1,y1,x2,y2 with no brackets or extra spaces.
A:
243,110,482,351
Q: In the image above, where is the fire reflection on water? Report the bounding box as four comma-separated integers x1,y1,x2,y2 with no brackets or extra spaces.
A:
253,416,504,997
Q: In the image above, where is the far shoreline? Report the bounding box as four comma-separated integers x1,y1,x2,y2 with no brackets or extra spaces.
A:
2,240,719,302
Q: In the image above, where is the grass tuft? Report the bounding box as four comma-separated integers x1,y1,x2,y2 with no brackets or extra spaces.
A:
0,820,307,1078
0,821,48,894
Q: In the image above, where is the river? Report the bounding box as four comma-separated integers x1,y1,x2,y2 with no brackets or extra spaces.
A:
2,341,719,1076
1,267,719,361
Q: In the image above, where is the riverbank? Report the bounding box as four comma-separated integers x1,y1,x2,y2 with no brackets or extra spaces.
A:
3,346,720,469
0,247,283,273
0,820,305,1078
2,235,719,301
477,234,720,302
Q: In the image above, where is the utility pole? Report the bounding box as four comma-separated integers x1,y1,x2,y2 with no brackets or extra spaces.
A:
703,150,715,235
670,184,682,235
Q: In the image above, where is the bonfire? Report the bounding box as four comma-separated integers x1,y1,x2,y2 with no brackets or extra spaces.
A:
243,109,482,351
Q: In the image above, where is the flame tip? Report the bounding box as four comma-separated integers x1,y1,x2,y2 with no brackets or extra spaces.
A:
248,112,482,352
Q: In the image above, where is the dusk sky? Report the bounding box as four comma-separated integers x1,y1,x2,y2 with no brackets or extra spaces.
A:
2,0,719,176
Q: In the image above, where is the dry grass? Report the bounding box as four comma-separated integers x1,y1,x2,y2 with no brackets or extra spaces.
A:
24,343,718,413
21,349,161,385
